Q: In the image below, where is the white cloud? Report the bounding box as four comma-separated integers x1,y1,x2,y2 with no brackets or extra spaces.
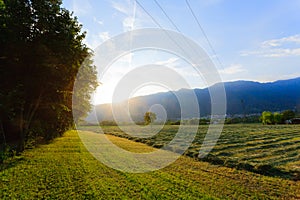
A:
242,48,300,57
250,73,300,83
155,57,179,66
266,48,300,57
123,16,135,30
111,1,129,15
111,0,136,31
93,17,104,26
111,0,152,31
219,64,246,75
99,32,110,42
261,34,300,48
242,34,300,57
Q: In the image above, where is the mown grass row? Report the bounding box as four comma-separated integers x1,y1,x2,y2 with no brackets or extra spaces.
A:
1,130,300,199
81,124,300,180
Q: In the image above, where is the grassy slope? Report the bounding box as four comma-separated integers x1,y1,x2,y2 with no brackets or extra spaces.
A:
1,130,299,199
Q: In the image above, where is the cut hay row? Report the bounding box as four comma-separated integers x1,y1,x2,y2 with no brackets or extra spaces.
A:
83,124,300,180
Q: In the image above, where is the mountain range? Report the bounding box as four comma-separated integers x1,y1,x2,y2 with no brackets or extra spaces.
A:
86,77,300,122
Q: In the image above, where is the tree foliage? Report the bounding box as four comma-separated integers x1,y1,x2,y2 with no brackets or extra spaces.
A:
273,112,282,124
261,110,295,125
0,0,97,152
261,111,274,125
281,110,295,122
144,112,157,125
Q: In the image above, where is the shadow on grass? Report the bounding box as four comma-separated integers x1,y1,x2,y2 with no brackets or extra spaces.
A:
0,156,25,172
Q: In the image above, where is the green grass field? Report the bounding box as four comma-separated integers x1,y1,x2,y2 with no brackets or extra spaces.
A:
80,124,300,180
1,129,299,199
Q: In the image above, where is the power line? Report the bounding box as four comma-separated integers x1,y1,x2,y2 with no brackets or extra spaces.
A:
153,0,181,33
135,0,194,61
135,0,164,29
185,0,224,68
152,0,209,63
146,0,224,71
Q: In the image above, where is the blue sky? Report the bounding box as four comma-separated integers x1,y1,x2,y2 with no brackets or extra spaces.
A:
63,0,300,104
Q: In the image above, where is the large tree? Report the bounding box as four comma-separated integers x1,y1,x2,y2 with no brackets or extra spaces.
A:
282,110,295,122
261,111,274,125
0,0,97,151
144,112,157,125
273,112,283,124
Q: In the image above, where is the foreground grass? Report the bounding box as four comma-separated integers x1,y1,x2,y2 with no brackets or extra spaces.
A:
1,130,299,199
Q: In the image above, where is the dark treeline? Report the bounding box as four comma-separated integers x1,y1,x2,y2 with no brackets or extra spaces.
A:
97,116,258,126
0,0,97,158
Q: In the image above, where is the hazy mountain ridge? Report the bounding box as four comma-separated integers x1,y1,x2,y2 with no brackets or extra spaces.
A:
87,77,300,122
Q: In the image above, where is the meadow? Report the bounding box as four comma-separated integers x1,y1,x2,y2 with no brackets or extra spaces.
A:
1,130,300,199
81,124,300,180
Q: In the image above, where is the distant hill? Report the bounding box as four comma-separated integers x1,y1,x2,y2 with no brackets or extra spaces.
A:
86,77,300,122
